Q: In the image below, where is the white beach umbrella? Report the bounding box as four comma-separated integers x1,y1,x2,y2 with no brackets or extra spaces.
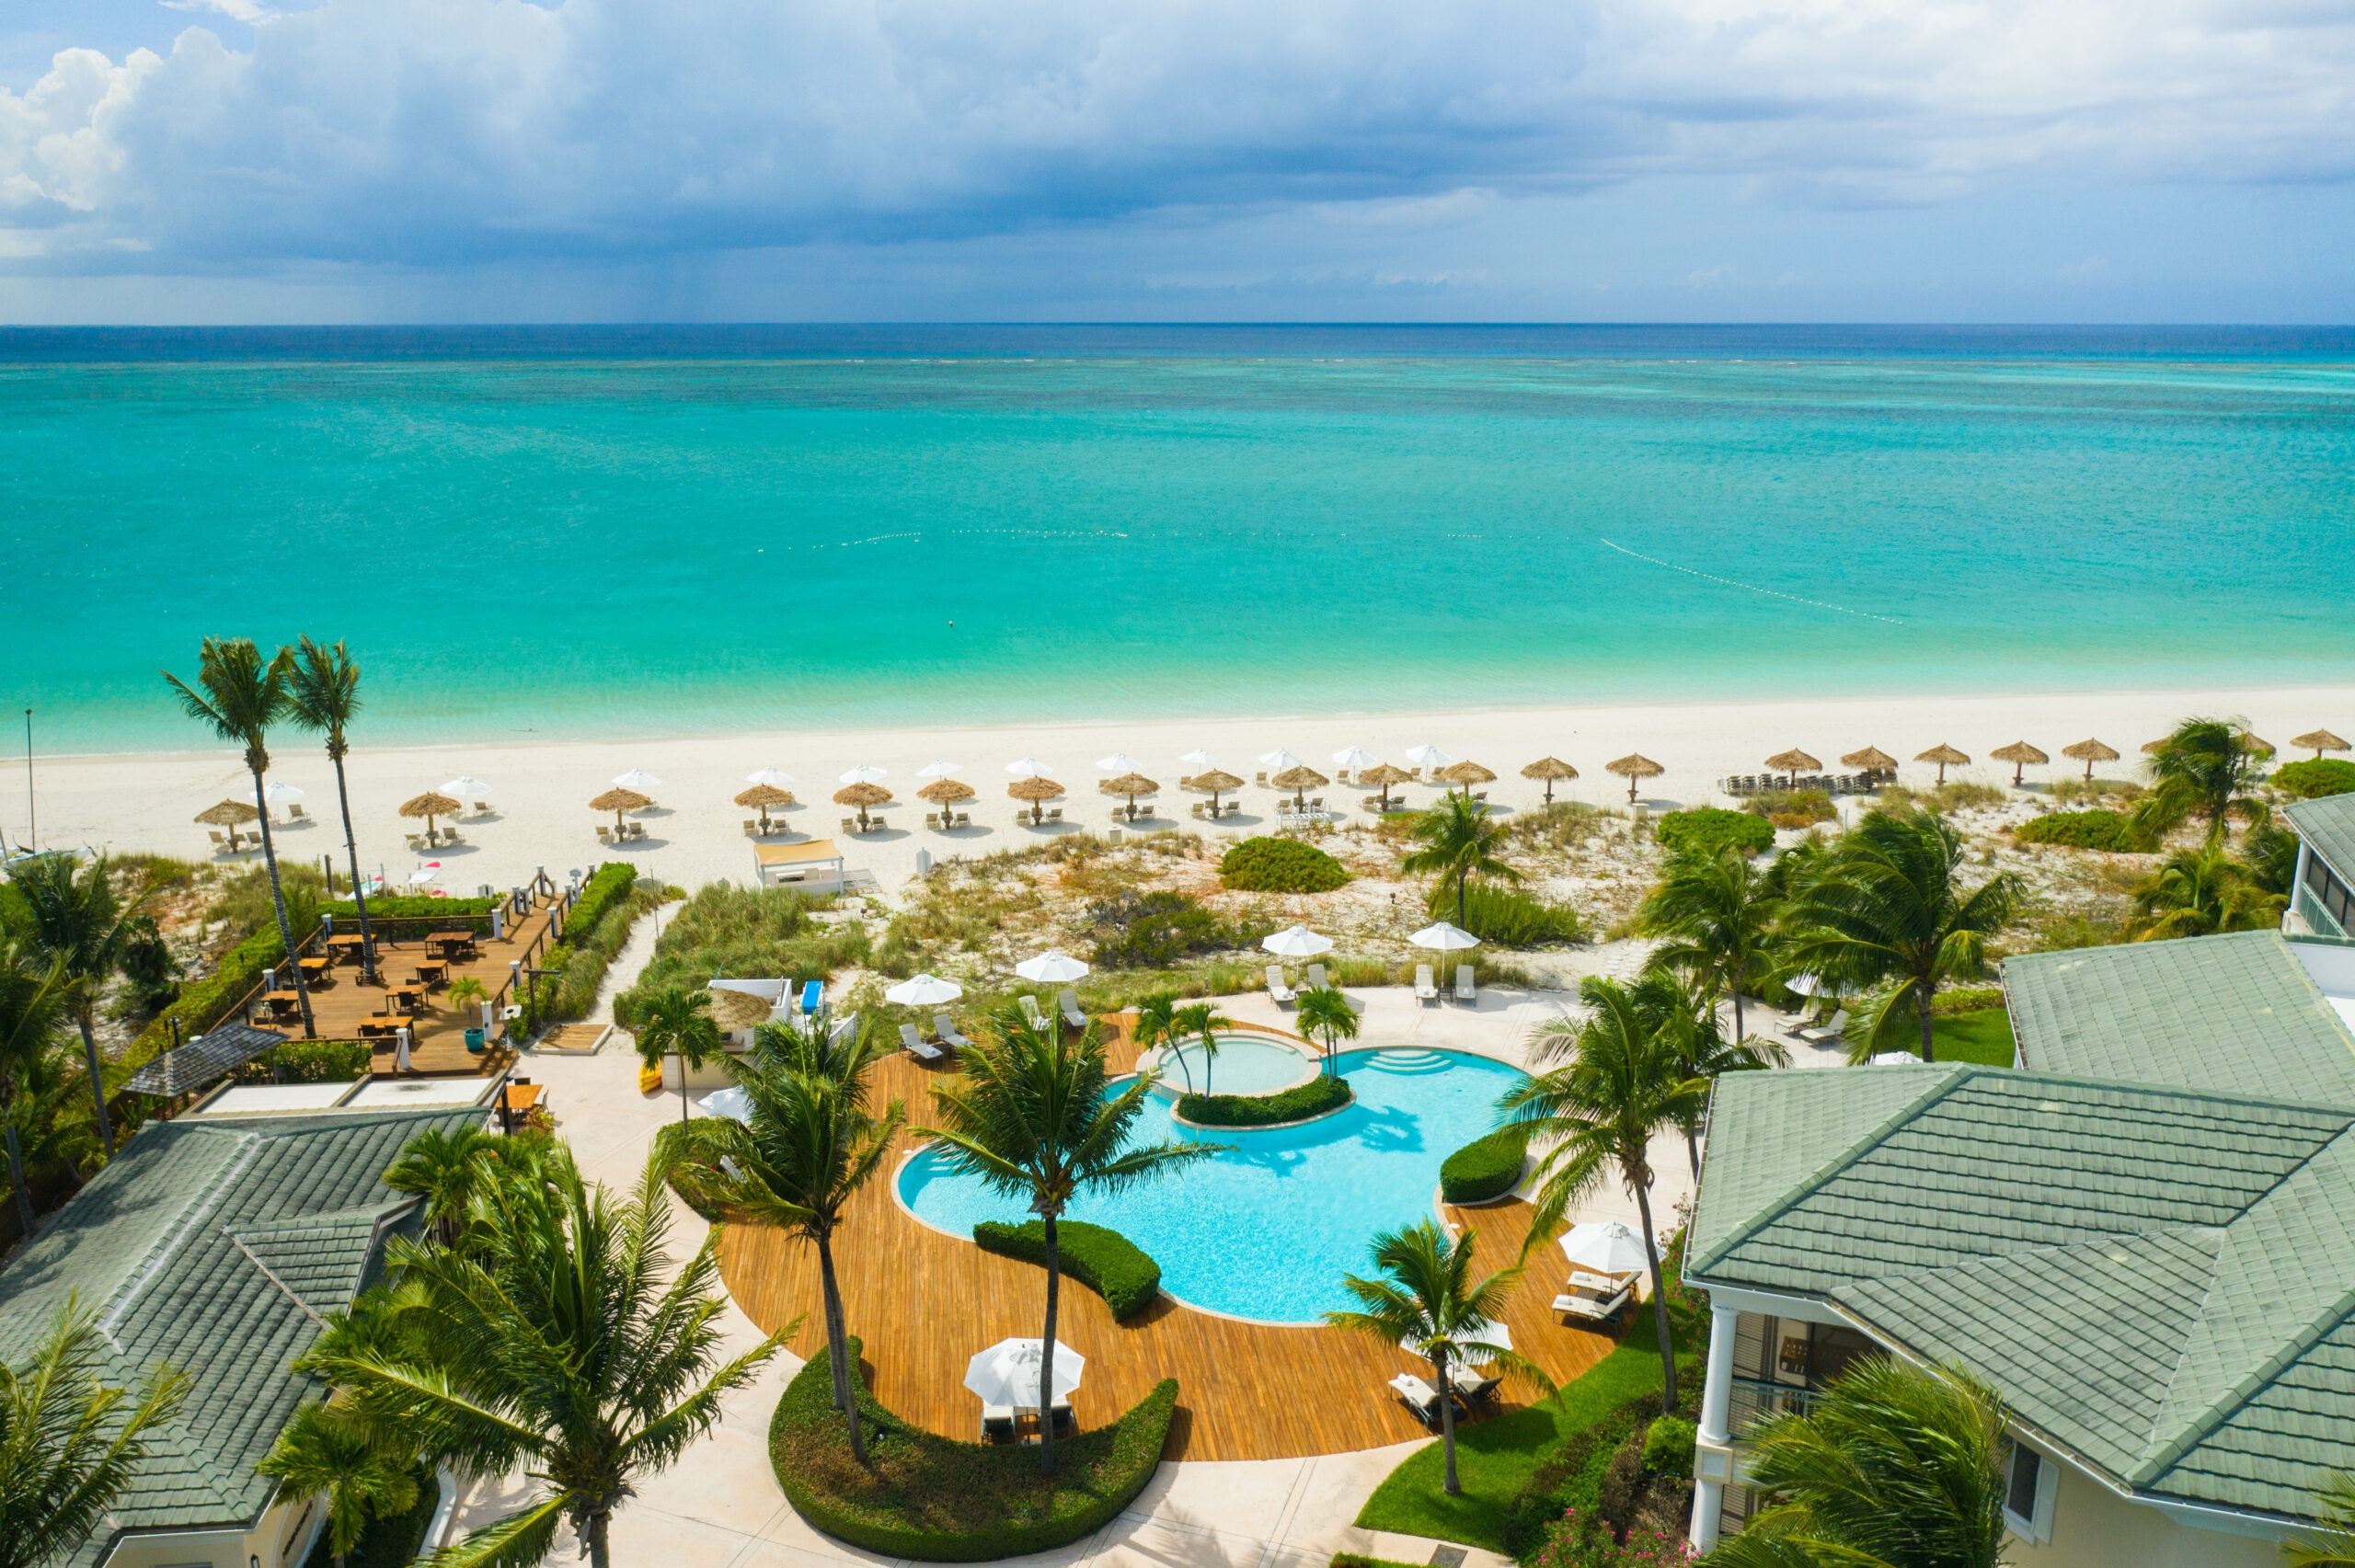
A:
1404,744,1453,772
1402,1322,1512,1366
263,781,306,805
1559,1220,1652,1276
700,1085,753,1124
407,862,442,889
1178,748,1223,770
1409,921,1480,952
886,973,965,1006
1015,950,1091,983
1262,924,1335,958
839,763,890,785
915,760,963,779
1786,973,1826,998
1096,752,1146,773
963,1338,1085,1410
612,768,663,791
1005,756,1053,778
440,774,493,798
1332,746,1381,772
1259,747,1306,771
744,768,796,788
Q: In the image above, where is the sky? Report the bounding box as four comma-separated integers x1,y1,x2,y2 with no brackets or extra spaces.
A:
2,0,2353,323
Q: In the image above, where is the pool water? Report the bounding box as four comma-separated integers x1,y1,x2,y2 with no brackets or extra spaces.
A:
897,1047,1530,1323
1154,1034,1316,1096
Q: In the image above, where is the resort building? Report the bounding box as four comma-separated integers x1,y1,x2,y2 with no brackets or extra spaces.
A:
2288,793,2355,940
0,1105,486,1568
1685,926,2355,1563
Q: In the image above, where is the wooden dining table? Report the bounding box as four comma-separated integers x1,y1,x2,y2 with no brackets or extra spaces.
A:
325,933,368,958
385,985,427,1014
296,955,335,983
412,960,450,985
427,931,478,958
258,990,302,1022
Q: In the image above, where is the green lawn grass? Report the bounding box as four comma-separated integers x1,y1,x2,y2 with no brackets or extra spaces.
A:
1353,1305,1676,1553
1929,1007,2016,1067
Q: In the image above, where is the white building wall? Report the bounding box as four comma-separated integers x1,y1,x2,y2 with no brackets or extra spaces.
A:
2009,1466,2282,1568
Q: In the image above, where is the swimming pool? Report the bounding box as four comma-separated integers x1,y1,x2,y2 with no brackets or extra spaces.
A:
897,1047,1530,1323
1150,1033,1317,1097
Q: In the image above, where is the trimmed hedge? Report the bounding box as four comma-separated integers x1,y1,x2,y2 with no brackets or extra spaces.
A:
973,1219,1162,1321
1440,1126,1528,1204
325,896,498,929
1220,837,1351,893
2274,759,2355,800
1655,807,1774,859
1177,1073,1351,1127
564,862,643,943
232,1038,372,1084
770,1335,1177,1562
2015,808,2142,852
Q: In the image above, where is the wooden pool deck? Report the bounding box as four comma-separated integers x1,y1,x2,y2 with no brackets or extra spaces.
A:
717,1016,1625,1462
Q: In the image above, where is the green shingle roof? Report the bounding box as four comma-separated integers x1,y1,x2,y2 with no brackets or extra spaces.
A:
0,1107,483,1554
2289,795,2355,887
2003,932,2355,1105
1689,1065,2355,1523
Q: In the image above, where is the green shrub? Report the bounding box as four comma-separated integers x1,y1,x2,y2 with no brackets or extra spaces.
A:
126,919,312,1074
770,1335,1176,1562
1440,1126,1527,1204
1642,1414,1696,1477
1086,889,1264,969
1220,837,1351,893
323,895,498,929
1424,881,1584,947
1177,1073,1351,1127
1328,1556,1424,1568
1655,807,1774,859
2014,808,2143,852
1745,788,1836,829
564,863,642,944
2274,759,2355,800
301,1470,438,1568
232,1038,372,1084
973,1220,1162,1321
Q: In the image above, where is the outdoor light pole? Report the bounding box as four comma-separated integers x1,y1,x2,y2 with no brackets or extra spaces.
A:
22,708,34,855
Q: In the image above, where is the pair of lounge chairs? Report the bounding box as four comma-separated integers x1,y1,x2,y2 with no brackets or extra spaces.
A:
840,816,890,835
1553,1269,1635,1324
981,1402,1075,1444
925,811,973,830
1269,963,1334,1002
1412,965,1478,1005
899,1014,972,1062
1388,1367,1499,1428
1017,991,1088,1031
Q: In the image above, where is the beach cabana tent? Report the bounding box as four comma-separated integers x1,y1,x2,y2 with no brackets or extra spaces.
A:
753,838,845,892
1270,764,1330,807
1604,753,1663,803
2293,729,2352,761
1763,750,1820,787
1522,756,1578,804
1990,740,2050,787
735,783,794,831
1915,744,1970,784
2062,738,2120,781
1008,775,1066,824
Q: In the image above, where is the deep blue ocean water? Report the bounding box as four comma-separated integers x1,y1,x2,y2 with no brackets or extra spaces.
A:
4,325,2351,752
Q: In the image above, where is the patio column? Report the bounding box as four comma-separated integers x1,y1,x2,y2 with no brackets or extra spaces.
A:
1690,1300,1740,1551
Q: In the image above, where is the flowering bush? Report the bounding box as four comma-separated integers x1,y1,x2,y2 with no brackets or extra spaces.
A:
1533,1507,1692,1568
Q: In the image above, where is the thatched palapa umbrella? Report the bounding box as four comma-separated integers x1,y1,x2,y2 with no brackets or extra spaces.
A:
1989,741,2049,788
1099,772,1159,821
195,798,259,848
917,777,977,823
589,787,652,829
735,783,794,831
1522,756,1578,805
1763,750,1820,788
1915,744,1970,785
2241,733,2276,758
833,781,892,831
401,791,463,837
1008,774,1066,825
1841,746,1899,782
1605,753,1663,804
1186,769,1246,814
2294,728,2351,761
1270,764,1331,808
1435,761,1496,797
2062,738,2120,781
1356,762,1413,811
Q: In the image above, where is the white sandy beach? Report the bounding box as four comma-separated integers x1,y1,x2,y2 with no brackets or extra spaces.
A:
17,681,2354,900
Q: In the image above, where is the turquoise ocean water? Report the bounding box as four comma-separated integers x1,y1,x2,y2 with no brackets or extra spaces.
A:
4,326,2352,754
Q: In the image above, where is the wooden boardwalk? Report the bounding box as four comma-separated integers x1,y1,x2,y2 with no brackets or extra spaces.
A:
717,1018,1625,1461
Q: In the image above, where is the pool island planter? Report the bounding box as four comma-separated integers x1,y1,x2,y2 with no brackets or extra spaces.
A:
973,1219,1164,1321
1171,1073,1355,1128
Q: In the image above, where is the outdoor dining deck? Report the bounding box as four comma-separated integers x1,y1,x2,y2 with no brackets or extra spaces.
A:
718,1014,1625,1462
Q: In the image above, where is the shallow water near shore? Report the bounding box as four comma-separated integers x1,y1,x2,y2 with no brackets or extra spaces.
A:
5,325,2352,754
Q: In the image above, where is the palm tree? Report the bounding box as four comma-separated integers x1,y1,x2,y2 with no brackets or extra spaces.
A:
1503,976,1708,1408
164,637,316,1039
1130,992,1189,1092
0,1299,190,1568
2132,716,2270,845
257,1402,419,1568
1619,969,1786,1178
286,636,381,985
11,853,152,1157
1295,985,1359,1078
919,1006,1217,1474
636,985,723,1127
1324,1220,1553,1497
382,1124,504,1249
1779,808,2019,1065
1401,790,1520,932
2125,841,2284,941
1169,1001,1232,1094
303,1144,781,1568
1704,1357,2008,1568
2286,1471,2355,1566
1639,844,1782,1044
0,944,70,1240
671,1034,902,1463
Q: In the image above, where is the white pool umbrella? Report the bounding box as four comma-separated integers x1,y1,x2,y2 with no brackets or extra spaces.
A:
1262,924,1335,958
1404,744,1453,772
1015,950,1090,983
613,768,663,790
1332,746,1381,772
1786,972,1826,998
964,1338,1085,1410
915,760,963,779
1096,752,1145,773
700,1085,753,1123
1559,1220,1651,1276
1259,747,1305,771
1005,756,1053,777
1403,1322,1511,1365
1410,921,1479,952
839,763,890,785
744,768,796,788
264,781,306,805
440,774,493,797
1178,748,1223,770
886,972,965,1006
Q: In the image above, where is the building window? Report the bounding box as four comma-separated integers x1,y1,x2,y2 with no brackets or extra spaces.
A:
2002,1438,2058,1544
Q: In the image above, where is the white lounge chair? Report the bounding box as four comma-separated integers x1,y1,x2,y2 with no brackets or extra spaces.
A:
1455,965,1476,1004
1306,963,1329,990
1553,1269,1635,1324
1414,964,1439,1003
1059,989,1087,1028
900,1022,944,1062
1266,966,1295,1004
1020,994,1048,1030
1388,1373,1445,1428
936,1013,971,1048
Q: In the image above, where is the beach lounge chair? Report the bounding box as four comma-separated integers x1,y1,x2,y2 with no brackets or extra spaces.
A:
1306,963,1329,990
208,830,228,852
1050,1402,1077,1439
743,818,759,836
1455,965,1476,1004
955,812,971,828
936,1013,971,1048
288,803,308,821
1389,1374,1445,1429
1266,966,1295,1004
1047,807,1062,823
799,979,823,1018
1450,1364,1503,1405
594,827,613,844
1059,989,1087,1028
1020,994,1048,1030
900,1022,944,1062
1255,771,1268,786
981,1404,1017,1444
1554,1269,1635,1324
1414,964,1439,1003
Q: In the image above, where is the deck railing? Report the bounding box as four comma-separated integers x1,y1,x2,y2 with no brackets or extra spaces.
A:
1729,1375,1823,1435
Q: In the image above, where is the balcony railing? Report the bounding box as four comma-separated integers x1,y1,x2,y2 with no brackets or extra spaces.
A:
1729,1376,1823,1434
